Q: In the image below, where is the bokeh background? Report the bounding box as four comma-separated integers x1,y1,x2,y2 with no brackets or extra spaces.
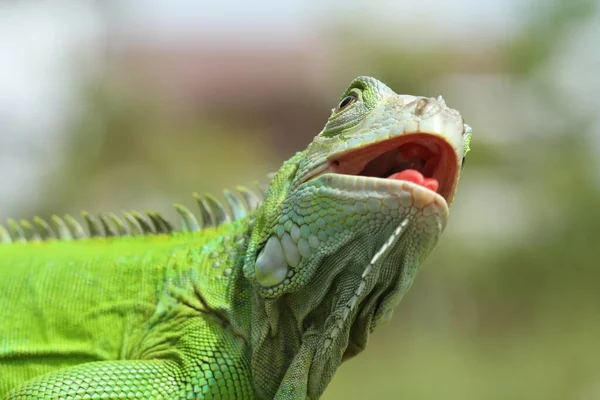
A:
1,0,599,398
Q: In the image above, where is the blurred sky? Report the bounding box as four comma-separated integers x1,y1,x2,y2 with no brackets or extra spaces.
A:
113,0,520,43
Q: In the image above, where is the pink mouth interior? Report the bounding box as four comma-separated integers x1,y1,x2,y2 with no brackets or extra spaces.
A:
388,169,439,192
327,134,457,201
385,143,440,192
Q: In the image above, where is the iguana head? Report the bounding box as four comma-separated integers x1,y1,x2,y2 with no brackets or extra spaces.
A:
243,76,471,397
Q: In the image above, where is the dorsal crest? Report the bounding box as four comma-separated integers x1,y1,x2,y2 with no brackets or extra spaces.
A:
0,179,270,244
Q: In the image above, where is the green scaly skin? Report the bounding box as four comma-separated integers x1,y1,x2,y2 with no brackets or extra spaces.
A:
0,76,471,399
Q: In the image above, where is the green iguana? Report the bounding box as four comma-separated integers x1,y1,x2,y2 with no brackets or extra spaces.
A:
0,76,471,400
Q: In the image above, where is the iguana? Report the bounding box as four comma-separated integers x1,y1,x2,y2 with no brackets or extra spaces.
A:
0,76,471,400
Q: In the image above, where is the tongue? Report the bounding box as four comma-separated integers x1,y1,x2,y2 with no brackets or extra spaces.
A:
388,169,440,193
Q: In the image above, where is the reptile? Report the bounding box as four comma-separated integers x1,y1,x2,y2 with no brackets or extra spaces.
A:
0,76,471,400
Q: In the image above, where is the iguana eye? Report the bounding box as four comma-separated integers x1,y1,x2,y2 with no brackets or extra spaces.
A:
337,93,357,111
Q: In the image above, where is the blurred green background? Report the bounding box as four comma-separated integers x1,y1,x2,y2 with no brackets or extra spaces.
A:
1,0,599,398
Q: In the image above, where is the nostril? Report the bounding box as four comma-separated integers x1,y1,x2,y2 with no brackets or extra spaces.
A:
332,160,340,167
414,98,428,116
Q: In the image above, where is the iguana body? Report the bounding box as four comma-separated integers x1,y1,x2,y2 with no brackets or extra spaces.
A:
0,77,471,400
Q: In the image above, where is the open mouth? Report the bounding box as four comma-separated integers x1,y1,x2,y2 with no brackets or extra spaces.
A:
321,133,458,201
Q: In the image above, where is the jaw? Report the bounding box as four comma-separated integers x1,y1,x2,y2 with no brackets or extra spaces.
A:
295,132,460,366
304,133,460,207
333,133,457,201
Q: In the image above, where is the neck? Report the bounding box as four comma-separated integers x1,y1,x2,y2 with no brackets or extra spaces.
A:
245,244,376,399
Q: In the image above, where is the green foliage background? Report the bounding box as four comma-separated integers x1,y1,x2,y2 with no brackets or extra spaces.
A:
4,0,600,398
